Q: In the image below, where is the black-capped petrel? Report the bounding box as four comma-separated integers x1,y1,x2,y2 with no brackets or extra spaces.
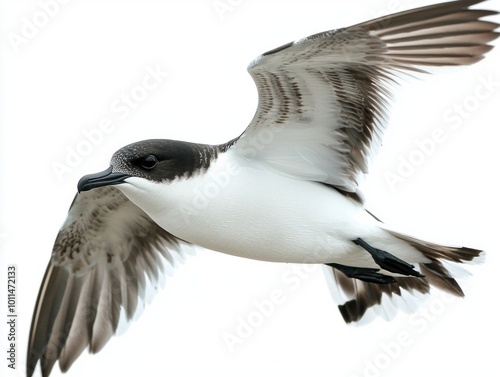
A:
27,1,498,375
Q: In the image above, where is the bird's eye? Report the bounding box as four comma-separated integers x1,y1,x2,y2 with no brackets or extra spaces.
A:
141,155,158,169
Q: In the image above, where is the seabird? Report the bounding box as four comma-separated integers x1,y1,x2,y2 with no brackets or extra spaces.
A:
27,1,498,376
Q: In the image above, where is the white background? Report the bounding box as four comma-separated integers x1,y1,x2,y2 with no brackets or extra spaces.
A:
1,0,499,376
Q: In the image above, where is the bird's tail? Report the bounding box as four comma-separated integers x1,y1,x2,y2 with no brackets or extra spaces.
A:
323,230,483,324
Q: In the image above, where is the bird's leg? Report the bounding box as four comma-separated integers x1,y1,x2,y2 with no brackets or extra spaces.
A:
353,238,424,277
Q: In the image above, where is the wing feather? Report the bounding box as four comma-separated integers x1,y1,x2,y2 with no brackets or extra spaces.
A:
231,0,498,195
27,187,190,377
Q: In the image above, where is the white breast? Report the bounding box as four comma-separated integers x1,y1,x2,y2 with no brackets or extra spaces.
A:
117,152,412,266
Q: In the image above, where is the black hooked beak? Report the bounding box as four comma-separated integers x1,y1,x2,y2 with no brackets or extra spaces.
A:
77,166,130,193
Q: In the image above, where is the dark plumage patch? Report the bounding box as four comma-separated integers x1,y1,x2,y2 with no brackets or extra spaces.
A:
262,41,294,56
327,263,396,284
111,139,221,183
353,237,424,277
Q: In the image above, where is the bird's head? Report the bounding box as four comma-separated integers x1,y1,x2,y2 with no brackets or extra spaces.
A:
77,139,216,193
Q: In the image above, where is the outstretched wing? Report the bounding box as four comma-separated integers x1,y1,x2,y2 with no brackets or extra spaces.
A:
27,187,191,377
231,0,498,195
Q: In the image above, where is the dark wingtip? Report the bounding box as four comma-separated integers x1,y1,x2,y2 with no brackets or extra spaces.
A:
338,300,366,324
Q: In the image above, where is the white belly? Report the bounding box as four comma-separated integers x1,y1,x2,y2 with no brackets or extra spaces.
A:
119,153,391,265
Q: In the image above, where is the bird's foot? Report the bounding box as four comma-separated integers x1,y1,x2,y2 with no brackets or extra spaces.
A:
326,263,396,284
353,238,424,277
